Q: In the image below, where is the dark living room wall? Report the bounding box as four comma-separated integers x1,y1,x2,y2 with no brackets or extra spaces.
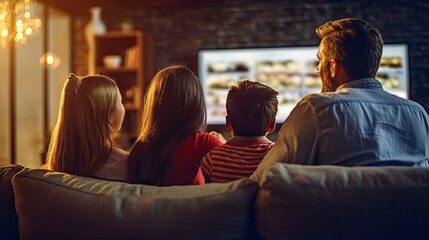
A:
72,0,429,112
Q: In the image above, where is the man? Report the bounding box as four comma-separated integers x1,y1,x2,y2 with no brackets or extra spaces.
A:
252,18,429,178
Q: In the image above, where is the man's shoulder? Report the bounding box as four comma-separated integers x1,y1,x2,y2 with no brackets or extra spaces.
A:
297,89,428,121
302,92,334,101
301,88,415,107
299,92,340,109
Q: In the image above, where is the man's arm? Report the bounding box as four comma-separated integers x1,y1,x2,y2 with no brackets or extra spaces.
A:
251,98,319,180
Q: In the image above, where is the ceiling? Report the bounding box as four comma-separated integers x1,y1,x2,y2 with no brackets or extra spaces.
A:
38,0,220,16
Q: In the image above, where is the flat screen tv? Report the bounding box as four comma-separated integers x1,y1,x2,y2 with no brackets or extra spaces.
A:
198,44,409,125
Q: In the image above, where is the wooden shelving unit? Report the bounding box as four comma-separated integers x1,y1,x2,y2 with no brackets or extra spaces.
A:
94,31,153,149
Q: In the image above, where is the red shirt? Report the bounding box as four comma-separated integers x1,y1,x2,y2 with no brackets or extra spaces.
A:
164,132,223,185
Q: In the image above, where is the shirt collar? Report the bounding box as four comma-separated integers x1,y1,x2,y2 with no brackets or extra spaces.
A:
229,135,271,143
336,78,384,92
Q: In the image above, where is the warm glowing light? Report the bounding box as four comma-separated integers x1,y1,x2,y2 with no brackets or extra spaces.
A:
1,29,8,37
34,18,42,27
46,54,54,65
40,51,61,69
15,19,22,27
0,0,41,48
15,31,23,40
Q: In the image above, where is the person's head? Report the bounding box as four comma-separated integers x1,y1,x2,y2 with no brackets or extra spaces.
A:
128,65,206,184
226,80,278,137
316,18,384,92
139,64,206,140
48,73,125,176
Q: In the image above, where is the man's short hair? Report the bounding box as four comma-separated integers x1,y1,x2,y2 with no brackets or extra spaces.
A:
316,18,384,79
226,80,278,136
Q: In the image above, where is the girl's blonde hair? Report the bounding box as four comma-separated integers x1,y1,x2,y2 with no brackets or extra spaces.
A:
127,65,206,185
48,74,120,177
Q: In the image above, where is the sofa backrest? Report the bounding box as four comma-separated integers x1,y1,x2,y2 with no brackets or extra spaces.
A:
12,168,258,240
255,163,429,240
5,163,429,240
0,164,24,240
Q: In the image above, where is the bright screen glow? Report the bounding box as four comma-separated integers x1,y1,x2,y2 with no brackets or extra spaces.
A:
198,44,409,125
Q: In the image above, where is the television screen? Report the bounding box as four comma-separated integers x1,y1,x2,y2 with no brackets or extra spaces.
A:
198,44,409,125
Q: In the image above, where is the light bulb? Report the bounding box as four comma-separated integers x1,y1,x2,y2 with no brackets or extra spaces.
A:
40,51,61,69
15,32,23,40
46,54,54,65
1,29,8,37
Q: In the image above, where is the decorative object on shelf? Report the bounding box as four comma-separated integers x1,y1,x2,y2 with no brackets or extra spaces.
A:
103,55,122,69
85,7,106,36
0,0,42,48
121,17,134,31
85,6,106,74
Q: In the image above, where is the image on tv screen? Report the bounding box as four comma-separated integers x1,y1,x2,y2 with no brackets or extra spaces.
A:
198,44,409,125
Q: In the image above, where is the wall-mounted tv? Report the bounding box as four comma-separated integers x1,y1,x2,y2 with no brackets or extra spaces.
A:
198,44,409,125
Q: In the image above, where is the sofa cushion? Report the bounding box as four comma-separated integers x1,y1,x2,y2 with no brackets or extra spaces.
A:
255,163,429,240
0,164,24,240
12,168,258,240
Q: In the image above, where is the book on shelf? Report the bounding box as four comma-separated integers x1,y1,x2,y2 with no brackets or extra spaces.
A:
124,46,139,68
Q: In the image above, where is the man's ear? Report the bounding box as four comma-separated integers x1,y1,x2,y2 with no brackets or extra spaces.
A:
330,58,349,86
330,58,340,78
225,115,233,131
267,120,276,133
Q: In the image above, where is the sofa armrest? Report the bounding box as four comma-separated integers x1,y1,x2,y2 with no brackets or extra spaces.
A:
0,164,25,240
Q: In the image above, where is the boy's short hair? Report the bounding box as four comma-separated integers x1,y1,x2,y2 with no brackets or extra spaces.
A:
226,80,278,136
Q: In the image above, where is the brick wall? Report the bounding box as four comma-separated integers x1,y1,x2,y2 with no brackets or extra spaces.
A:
73,0,429,111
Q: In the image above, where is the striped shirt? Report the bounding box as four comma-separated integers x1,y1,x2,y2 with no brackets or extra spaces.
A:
201,136,274,183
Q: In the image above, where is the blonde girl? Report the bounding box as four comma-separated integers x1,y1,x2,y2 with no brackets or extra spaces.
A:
127,65,222,185
47,73,128,181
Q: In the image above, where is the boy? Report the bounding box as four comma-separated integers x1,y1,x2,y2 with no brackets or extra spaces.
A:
201,80,278,183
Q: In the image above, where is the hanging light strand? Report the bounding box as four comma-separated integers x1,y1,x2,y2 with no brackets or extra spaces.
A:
0,0,41,48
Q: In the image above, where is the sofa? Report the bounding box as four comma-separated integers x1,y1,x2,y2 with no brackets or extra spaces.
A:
1,163,429,240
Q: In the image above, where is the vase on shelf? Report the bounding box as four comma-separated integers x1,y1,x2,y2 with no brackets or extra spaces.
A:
85,7,106,74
